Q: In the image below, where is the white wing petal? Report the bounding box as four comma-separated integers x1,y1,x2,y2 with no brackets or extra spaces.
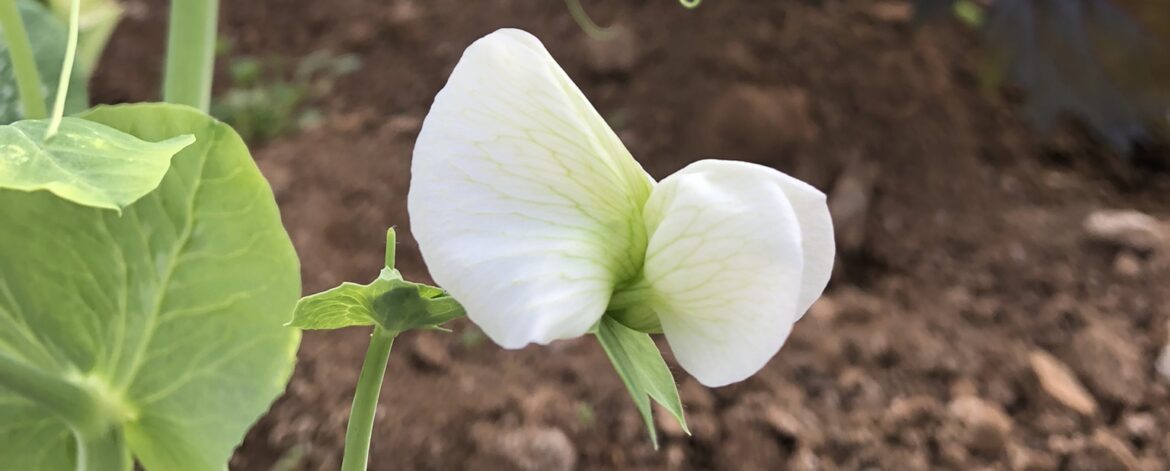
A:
642,160,816,387
408,29,653,348
770,171,834,318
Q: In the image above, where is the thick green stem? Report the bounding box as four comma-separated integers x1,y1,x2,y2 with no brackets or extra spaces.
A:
0,351,109,437
162,0,218,111
0,0,47,118
75,426,130,471
340,326,397,471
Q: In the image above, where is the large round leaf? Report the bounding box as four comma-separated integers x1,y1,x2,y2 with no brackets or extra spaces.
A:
0,103,300,470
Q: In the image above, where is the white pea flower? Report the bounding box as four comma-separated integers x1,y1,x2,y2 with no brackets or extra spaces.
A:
408,29,834,387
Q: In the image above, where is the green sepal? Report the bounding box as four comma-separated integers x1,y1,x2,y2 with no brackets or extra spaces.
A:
0,117,194,211
594,316,688,449
289,228,466,333
371,271,465,333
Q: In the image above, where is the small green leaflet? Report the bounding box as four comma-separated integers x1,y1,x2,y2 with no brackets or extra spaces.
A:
289,280,383,330
290,228,465,333
46,0,123,75
595,316,688,448
0,117,193,211
0,103,301,471
0,0,89,123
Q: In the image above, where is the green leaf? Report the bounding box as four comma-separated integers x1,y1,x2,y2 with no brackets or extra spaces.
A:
46,0,122,74
0,103,301,471
0,117,194,211
595,316,688,448
0,0,89,123
288,282,379,330
290,268,465,334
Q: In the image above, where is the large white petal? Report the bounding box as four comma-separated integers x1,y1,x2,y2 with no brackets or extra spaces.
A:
408,29,653,348
642,160,818,387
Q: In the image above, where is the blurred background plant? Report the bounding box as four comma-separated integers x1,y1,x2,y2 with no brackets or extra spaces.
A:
0,0,91,122
918,0,1169,153
212,39,361,143
43,0,119,73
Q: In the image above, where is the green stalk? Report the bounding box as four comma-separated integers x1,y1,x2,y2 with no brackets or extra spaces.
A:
44,0,78,139
0,0,47,118
162,0,218,111
0,351,109,438
384,228,396,268
340,326,397,471
75,426,131,471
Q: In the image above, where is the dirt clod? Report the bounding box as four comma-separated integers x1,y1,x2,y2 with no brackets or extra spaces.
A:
948,395,1013,456
867,1,913,24
476,425,578,471
697,84,818,165
410,332,450,370
1066,323,1146,406
829,154,879,253
788,447,821,471
654,403,688,440
1121,412,1158,442
520,387,578,431
715,426,786,471
1066,430,1142,471
764,404,823,447
582,25,640,75
1113,252,1144,278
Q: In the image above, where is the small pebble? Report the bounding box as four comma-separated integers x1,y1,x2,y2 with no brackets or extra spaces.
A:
1084,209,1165,253
1029,350,1098,416
1155,345,1170,384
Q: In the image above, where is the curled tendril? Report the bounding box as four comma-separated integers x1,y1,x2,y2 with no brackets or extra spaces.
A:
680,0,700,9
564,0,617,41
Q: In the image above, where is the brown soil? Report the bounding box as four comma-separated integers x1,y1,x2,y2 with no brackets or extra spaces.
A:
93,1,1170,470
